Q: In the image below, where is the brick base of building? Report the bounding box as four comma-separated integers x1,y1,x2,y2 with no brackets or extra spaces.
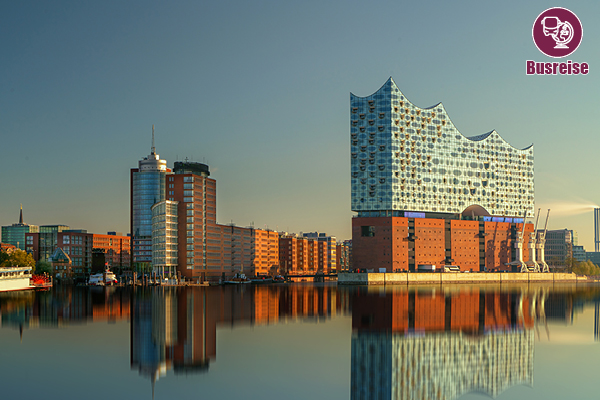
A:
352,217,534,272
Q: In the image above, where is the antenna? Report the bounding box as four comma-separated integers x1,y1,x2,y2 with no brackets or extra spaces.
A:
151,125,156,155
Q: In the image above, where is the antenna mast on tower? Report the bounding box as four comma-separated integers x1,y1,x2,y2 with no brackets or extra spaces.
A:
151,125,156,155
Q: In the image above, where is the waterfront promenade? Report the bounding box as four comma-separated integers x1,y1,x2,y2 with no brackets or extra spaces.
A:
338,272,590,285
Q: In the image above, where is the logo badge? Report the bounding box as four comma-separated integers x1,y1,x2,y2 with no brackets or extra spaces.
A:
532,7,582,58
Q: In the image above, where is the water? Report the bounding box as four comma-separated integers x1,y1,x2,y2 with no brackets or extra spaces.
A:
1,283,599,400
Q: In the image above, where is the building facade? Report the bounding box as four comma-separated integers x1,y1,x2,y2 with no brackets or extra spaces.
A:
166,161,215,281
26,225,70,262
543,229,575,269
351,78,536,272
92,232,131,271
151,200,179,276
303,232,337,273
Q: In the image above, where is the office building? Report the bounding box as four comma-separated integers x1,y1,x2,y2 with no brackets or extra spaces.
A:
27,229,129,276
350,78,536,272
165,161,215,281
26,225,70,262
336,240,352,271
543,229,575,268
303,232,337,273
151,200,179,277
1,205,39,250
573,245,586,262
131,128,169,271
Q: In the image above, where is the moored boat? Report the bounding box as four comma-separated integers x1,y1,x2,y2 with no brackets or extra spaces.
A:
250,276,273,284
224,273,251,284
30,274,52,289
88,270,118,286
0,266,34,292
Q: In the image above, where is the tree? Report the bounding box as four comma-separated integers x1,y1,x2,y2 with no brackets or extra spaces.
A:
0,250,9,265
0,249,35,268
36,260,52,275
573,260,600,276
564,256,579,273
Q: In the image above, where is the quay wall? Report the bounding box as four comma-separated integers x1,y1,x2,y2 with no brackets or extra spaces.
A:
338,272,584,285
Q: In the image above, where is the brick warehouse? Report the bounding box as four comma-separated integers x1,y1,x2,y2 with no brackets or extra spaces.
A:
350,78,541,272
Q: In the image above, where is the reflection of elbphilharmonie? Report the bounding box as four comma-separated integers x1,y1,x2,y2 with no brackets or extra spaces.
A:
350,289,539,400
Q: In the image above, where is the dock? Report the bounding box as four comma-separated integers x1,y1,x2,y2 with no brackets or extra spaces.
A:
337,272,591,285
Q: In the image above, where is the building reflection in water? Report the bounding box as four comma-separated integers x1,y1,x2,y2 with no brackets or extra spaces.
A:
129,284,349,390
2,283,597,399
350,287,551,400
0,286,131,340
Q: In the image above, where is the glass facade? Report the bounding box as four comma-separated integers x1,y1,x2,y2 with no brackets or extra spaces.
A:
39,225,70,261
151,200,179,275
1,224,38,250
350,78,535,218
132,149,167,266
133,171,167,238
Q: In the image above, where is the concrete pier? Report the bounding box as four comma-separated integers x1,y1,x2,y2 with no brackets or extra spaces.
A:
337,272,585,285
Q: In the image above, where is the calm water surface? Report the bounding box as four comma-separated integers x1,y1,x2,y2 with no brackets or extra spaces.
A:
1,283,599,400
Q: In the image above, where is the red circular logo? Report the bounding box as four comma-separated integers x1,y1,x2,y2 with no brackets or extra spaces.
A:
532,7,582,58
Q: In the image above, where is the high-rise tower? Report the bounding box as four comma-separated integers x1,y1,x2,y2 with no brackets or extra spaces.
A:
131,126,168,271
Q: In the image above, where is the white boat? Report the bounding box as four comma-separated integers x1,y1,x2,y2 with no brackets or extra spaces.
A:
0,266,34,292
88,270,118,286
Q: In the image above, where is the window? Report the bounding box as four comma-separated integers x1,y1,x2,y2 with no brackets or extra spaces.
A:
361,226,375,237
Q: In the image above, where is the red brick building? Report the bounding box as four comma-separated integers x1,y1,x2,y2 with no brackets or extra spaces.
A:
352,216,535,272
92,233,131,270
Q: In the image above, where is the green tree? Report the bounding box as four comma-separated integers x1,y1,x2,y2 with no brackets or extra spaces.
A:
36,260,52,275
564,256,579,273
0,249,35,268
572,260,600,276
0,250,9,265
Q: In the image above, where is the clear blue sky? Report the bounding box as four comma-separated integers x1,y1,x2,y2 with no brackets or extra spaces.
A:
1,0,599,248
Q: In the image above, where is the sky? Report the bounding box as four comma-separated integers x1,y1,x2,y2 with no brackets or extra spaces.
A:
1,0,599,248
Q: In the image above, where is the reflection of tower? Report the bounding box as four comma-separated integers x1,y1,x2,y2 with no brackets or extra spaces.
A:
131,288,176,394
130,286,218,394
172,287,216,373
594,208,600,252
595,301,600,342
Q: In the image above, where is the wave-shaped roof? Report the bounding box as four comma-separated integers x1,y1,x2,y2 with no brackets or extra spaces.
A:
350,77,535,218
352,77,533,151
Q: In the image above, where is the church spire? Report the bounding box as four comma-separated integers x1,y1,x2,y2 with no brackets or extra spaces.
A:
19,204,23,224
